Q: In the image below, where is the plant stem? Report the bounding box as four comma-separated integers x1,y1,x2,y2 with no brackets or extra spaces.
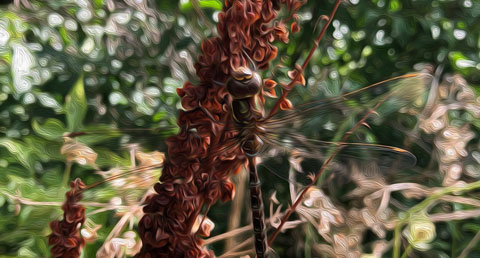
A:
393,220,404,258
62,161,72,187
400,245,412,258
458,228,480,258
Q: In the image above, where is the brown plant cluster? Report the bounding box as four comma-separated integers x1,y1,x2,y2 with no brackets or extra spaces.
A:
49,178,86,258
135,0,305,257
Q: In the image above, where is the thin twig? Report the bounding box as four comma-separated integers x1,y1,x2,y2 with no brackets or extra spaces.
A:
458,228,480,258
422,65,443,117
191,0,216,33
386,209,480,237
267,0,343,118
225,169,247,250
368,183,480,217
62,161,72,187
1,191,130,208
429,209,480,222
218,236,254,258
85,206,127,216
400,245,412,258
203,222,253,245
204,212,302,246
2,192,62,206
219,249,253,258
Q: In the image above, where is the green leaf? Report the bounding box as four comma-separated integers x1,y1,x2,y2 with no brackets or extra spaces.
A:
389,0,402,12
180,0,222,11
94,147,129,167
64,74,87,131
58,26,71,45
0,139,34,171
23,136,63,161
32,118,66,141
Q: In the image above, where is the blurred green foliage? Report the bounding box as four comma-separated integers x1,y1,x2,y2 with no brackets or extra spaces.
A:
0,0,479,257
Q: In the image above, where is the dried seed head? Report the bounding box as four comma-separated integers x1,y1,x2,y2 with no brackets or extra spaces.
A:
280,98,293,110
49,179,86,258
61,137,98,168
291,21,301,33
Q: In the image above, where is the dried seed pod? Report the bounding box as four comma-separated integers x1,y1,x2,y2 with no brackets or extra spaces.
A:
291,21,301,33
280,98,294,110
49,178,86,258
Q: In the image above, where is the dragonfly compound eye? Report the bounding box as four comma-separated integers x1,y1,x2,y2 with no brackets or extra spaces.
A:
227,67,262,99
231,66,252,79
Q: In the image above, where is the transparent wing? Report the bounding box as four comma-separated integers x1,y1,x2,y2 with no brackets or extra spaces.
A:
255,73,430,184
261,130,416,169
264,73,431,130
65,124,178,141
61,124,179,160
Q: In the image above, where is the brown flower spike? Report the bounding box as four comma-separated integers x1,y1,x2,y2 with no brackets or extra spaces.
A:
135,0,305,257
49,178,86,258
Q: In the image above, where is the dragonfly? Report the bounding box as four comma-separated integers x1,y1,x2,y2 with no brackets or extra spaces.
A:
57,4,429,257
61,63,430,257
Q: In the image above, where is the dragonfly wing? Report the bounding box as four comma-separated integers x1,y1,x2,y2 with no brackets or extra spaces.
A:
63,124,179,145
264,73,432,130
65,124,178,137
85,163,164,191
261,129,417,170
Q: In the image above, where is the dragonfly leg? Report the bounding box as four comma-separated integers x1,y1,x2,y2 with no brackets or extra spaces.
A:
198,101,222,124
212,79,226,87
242,48,257,72
211,63,227,87
248,156,269,258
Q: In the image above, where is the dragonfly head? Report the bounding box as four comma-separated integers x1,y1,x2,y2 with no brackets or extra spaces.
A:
227,66,262,100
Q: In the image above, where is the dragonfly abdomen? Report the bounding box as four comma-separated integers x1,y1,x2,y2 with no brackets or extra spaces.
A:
248,156,268,258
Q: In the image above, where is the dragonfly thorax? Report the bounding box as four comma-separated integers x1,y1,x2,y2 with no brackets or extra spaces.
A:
231,98,266,157
227,63,266,156
241,131,265,157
